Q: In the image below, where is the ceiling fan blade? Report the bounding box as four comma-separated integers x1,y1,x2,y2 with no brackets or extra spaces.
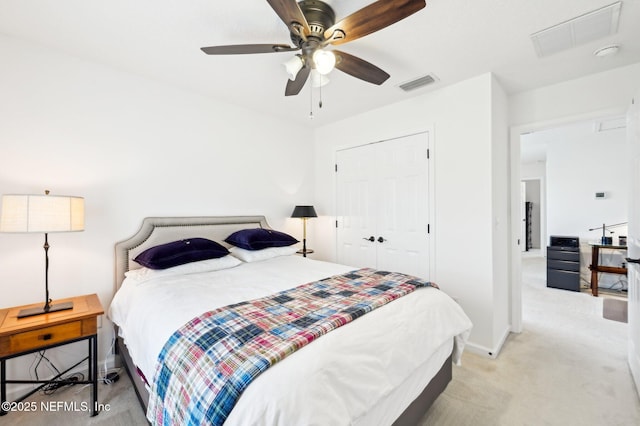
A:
324,0,425,46
334,50,390,85
285,66,311,96
266,0,311,36
201,44,299,55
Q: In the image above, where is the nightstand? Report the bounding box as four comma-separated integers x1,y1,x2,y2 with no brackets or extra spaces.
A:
0,294,104,417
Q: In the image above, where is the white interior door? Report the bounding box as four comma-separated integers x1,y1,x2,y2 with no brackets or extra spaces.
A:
336,143,377,269
374,134,429,278
336,133,430,279
627,94,640,397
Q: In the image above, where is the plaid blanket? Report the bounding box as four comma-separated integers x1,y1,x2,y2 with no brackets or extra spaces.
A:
147,268,432,426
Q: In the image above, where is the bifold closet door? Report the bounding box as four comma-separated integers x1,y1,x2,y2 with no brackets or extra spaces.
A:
335,142,378,269
336,133,429,279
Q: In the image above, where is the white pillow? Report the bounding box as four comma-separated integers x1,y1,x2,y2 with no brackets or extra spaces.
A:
125,255,242,283
229,245,298,263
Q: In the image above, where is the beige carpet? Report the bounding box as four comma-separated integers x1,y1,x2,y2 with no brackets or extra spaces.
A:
8,372,147,426
421,256,640,426
7,256,640,425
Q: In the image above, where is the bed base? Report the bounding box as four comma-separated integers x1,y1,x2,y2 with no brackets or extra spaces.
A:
392,353,452,426
116,335,150,414
117,334,451,424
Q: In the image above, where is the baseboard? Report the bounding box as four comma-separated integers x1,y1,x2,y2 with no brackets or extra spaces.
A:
464,327,511,359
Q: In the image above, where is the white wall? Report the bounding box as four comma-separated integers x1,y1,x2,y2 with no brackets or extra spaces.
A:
491,75,510,352
0,35,315,392
510,63,640,127
313,73,511,355
542,123,628,242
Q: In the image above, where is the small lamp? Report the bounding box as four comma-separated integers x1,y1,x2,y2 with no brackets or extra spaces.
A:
291,205,317,257
0,190,85,318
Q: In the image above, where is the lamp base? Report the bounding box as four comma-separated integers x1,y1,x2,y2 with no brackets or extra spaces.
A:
17,301,74,319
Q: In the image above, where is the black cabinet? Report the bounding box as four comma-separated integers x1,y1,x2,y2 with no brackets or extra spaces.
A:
547,236,580,291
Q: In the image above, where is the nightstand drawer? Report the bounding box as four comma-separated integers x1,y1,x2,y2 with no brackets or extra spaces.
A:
8,321,82,354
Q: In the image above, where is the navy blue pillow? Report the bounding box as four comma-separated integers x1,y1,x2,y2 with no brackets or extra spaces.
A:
225,228,298,251
133,238,229,270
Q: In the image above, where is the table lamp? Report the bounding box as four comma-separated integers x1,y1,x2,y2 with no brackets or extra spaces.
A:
291,205,317,257
0,190,85,318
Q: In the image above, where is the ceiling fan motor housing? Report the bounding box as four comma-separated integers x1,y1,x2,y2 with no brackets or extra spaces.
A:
290,0,336,47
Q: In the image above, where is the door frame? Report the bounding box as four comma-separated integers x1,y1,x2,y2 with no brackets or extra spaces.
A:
509,107,627,333
627,93,640,397
334,130,436,281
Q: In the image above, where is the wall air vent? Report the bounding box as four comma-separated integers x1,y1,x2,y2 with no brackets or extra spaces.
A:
398,74,438,92
530,2,621,57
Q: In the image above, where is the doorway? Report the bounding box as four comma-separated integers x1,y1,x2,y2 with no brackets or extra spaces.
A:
510,109,629,332
521,178,543,255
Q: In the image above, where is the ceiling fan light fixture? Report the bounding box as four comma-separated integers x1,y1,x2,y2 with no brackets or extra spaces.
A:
313,49,336,75
311,70,330,87
284,55,304,81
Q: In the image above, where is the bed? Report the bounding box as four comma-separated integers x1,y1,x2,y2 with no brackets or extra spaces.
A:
110,216,472,425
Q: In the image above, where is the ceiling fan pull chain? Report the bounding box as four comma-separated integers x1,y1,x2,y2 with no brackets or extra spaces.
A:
319,81,323,109
309,82,314,119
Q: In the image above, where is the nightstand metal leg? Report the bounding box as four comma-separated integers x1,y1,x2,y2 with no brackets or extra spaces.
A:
90,335,99,416
1,359,6,416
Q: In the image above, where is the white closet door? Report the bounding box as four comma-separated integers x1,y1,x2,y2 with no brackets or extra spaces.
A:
336,143,377,269
336,133,430,279
375,133,429,278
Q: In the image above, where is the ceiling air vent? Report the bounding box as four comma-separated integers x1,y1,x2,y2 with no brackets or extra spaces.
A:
398,74,438,92
530,2,622,57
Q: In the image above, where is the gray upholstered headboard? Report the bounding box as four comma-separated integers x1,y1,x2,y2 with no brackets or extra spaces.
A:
114,216,271,292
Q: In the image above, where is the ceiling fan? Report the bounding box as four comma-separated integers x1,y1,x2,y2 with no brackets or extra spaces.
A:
201,0,426,96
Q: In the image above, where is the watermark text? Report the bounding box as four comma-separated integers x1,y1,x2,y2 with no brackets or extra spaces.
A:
2,400,111,413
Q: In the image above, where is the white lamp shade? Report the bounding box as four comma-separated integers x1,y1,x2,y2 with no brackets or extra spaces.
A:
313,49,336,75
283,55,304,81
0,194,85,233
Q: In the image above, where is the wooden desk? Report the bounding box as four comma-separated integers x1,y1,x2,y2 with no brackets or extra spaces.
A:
588,244,628,297
0,294,104,416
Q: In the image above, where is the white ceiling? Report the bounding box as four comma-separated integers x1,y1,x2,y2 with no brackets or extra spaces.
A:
1,0,639,128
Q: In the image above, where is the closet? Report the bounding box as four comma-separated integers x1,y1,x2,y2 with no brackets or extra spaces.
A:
335,132,430,279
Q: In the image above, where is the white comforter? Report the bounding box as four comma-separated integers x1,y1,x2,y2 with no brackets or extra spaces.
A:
109,255,472,425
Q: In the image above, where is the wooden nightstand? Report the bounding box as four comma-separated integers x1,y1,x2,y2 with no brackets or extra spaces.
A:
0,294,104,417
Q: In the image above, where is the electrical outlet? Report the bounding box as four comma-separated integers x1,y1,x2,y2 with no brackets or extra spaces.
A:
98,315,103,329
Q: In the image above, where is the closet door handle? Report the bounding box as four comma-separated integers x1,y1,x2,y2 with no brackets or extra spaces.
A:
377,237,386,243
363,236,375,242
626,257,640,264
